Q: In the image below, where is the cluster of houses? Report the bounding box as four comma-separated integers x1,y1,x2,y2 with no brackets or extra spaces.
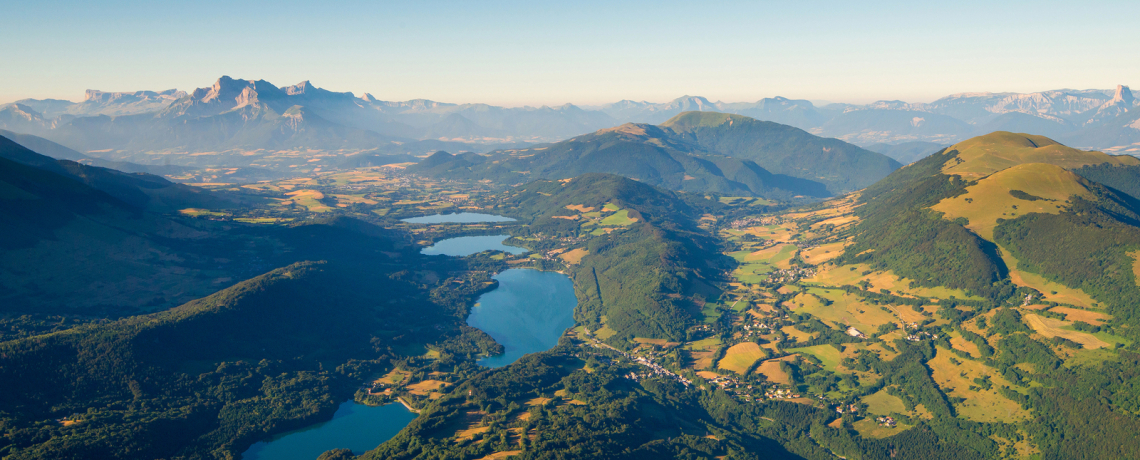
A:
705,375,769,402
765,387,801,399
584,334,693,388
728,216,783,229
875,416,897,427
835,403,860,414
362,381,394,397
767,267,816,284
631,355,692,387
905,330,938,342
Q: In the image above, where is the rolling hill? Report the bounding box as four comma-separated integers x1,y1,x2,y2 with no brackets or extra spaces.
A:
410,112,902,199
661,112,901,193
843,131,1140,306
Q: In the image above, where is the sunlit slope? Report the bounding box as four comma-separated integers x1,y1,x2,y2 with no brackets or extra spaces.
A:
931,163,1094,240
940,131,1138,178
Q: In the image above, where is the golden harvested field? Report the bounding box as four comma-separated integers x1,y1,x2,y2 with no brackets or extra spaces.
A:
893,305,939,325
332,194,379,205
279,189,332,212
862,388,907,415
686,337,722,352
782,195,859,220
754,355,798,384
798,288,897,334
593,325,617,340
927,348,1028,422
800,242,850,264
809,215,858,230
727,224,797,243
931,163,1091,240
564,204,595,212
178,208,228,217
780,325,817,342
717,343,768,374
787,344,844,371
454,426,489,442
1050,306,1109,325
476,451,523,460
408,379,451,395
948,331,982,357
559,248,588,265
1023,314,1110,349
853,418,912,439
690,351,716,370
375,369,411,385
828,263,981,301
696,371,721,380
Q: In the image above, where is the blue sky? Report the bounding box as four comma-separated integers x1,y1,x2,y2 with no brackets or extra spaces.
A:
2,0,1136,106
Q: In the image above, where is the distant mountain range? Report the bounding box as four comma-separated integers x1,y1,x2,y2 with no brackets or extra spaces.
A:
408,111,900,199
2,77,1136,168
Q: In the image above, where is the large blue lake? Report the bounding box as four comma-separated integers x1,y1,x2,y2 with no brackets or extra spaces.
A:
467,269,578,368
241,402,416,460
401,212,516,224
420,235,527,257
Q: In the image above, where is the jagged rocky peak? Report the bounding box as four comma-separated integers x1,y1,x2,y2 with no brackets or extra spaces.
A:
191,76,284,108
1112,84,1135,105
282,80,316,95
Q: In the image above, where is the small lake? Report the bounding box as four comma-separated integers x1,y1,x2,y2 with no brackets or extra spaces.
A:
467,269,578,367
401,212,516,224
421,235,527,257
241,401,416,460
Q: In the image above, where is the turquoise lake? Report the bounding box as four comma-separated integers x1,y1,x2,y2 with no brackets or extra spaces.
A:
467,268,579,368
420,235,527,257
401,212,516,224
240,402,416,460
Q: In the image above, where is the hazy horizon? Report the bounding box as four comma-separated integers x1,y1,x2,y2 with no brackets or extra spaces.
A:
3,0,1137,107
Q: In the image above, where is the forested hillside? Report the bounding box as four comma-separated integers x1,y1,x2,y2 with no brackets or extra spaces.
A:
662,112,902,193
0,225,504,459
410,112,901,199
498,173,728,341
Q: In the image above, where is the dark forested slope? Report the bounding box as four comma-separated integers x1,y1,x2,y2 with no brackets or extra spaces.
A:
662,111,901,193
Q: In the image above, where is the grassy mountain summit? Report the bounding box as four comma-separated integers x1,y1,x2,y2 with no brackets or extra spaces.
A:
844,130,1140,310
662,111,901,193
939,131,1139,178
